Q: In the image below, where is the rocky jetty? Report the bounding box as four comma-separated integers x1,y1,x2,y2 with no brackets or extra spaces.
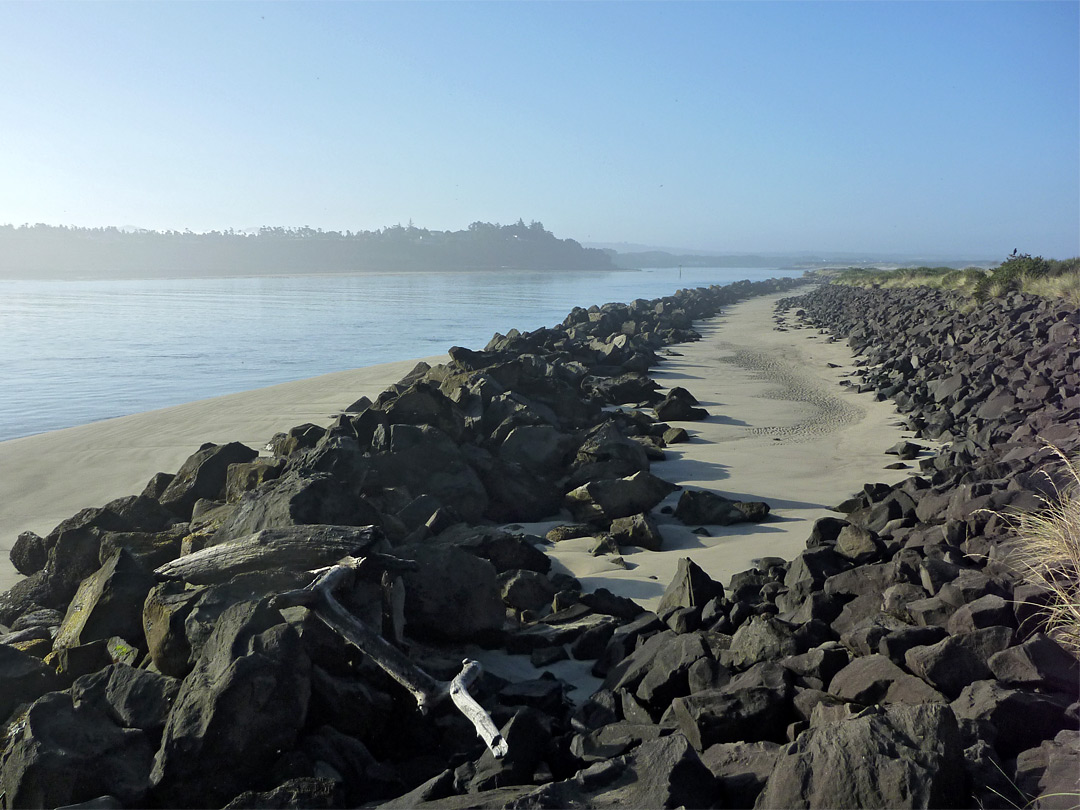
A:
1,277,1077,809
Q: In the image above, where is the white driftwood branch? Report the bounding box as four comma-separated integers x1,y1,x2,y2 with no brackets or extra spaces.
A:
272,556,508,759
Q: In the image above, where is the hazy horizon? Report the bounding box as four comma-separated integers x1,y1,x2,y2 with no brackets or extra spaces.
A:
2,2,1077,260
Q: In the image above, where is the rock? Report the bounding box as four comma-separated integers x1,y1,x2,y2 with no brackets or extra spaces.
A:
464,708,549,792
565,471,679,523
53,549,155,652
545,524,593,543
903,626,1014,698
877,625,949,664
886,440,925,460
159,441,259,519
946,593,1015,633
634,632,713,717
727,615,800,669
834,525,881,563
142,580,204,677
0,691,154,808
989,633,1080,695
829,654,947,705
579,588,645,620
97,526,188,570
498,425,574,474
71,663,180,736
700,740,782,808
1014,730,1080,810
666,686,789,749
398,544,504,643
951,680,1073,758
0,643,60,724
222,777,344,809
609,512,664,551
756,703,967,808
224,457,285,503
213,472,383,544
570,722,667,762
150,600,312,808
10,531,49,576
498,569,558,612
674,489,770,526
656,557,724,615
655,388,709,421
524,732,716,809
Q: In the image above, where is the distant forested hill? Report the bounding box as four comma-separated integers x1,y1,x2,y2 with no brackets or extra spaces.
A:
0,220,617,279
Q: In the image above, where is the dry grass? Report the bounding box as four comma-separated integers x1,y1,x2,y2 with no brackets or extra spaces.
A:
1008,446,1080,654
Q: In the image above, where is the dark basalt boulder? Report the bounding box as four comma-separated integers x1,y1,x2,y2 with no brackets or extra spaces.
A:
1014,730,1080,810
214,471,382,544
53,548,156,653
9,531,49,576
665,685,789,750
988,633,1080,695
700,740,782,808
609,512,664,551
0,691,155,809
0,643,60,724
655,387,709,422
657,557,725,615
829,654,947,705
71,663,181,738
950,680,1073,759
150,600,312,808
565,471,679,523
674,489,771,526
159,441,259,520
397,544,504,643
514,732,716,809
903,626,1014,698
756,703,967,809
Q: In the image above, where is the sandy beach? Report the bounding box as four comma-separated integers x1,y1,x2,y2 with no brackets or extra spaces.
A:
0,285,924,604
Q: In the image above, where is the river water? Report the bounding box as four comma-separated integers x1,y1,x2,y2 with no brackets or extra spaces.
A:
0,266,803,440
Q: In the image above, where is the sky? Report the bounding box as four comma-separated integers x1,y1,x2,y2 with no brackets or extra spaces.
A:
1,1,1077,259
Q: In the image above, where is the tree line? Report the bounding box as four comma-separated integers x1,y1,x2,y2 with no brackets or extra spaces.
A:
0,220,617,279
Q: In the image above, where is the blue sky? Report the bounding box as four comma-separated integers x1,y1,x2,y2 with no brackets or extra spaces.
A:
1,1,1077,258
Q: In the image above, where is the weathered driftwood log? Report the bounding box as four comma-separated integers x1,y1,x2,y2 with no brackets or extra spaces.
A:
271,556,509,759
155,525,384,585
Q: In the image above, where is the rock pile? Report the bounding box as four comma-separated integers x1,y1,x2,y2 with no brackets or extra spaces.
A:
2,277,1076,809
0,277,800,809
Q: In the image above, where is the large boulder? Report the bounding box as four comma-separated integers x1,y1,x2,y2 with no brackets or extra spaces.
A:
565,471,679,523
213,472,382,544
0,691,154,808
150,600,312,807
656,557,725,614
665,686,789,749
674,489,770,526
398,544,504,643
53,549,156,652
159,441,259,519
0,644,60,724
756,703,967,808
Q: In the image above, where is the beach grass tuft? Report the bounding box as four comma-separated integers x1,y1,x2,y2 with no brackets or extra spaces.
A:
1007,445,1080,655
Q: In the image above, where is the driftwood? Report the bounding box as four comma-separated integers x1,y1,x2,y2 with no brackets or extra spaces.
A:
271,556,509,759
155,525,383,585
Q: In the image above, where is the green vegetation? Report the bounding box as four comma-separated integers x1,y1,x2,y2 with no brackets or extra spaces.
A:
826,253,1080,304
0,220,617,279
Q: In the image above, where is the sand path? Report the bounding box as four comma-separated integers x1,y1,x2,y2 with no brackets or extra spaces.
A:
530,286,929,610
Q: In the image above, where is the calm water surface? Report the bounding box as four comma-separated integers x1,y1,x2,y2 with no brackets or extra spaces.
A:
0,267,803,441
